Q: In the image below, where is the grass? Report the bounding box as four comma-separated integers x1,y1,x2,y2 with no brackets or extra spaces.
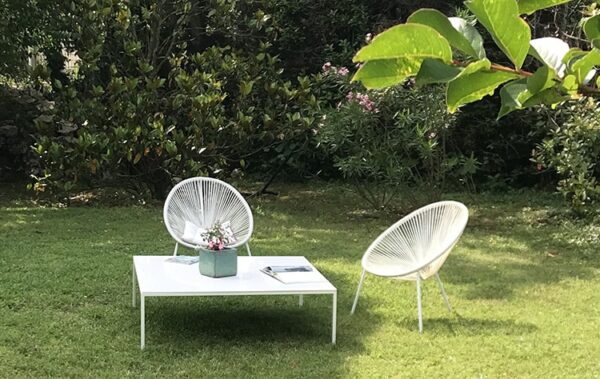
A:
1,181,599,378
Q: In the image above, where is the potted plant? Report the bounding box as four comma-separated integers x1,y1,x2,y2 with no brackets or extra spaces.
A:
197,221,237,278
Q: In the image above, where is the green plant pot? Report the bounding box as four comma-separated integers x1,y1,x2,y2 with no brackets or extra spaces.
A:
198,247,237,278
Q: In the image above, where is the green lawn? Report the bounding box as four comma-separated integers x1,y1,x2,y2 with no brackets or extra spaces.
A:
1,182,599,378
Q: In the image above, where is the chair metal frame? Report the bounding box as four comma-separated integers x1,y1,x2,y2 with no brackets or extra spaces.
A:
350,201,469,333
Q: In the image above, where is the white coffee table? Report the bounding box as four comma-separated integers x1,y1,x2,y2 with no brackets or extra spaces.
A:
132,255,337,349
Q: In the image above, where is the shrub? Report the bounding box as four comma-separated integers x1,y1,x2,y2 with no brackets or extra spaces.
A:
32,0,323,199
535,98,600,212
317,69,476,210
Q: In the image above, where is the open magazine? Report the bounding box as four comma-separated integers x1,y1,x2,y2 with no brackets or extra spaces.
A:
165,256,199,265
260,265,323,284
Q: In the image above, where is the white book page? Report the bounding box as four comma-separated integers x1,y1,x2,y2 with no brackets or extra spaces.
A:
275,271,323,284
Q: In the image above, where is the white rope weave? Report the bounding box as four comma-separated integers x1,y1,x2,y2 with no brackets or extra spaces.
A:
163,177,254,249
362,201,469,279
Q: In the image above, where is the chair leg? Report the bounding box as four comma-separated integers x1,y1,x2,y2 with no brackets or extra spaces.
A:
246,243,252,256
416,275,423,333
350,269,366,315
435,273,452,312
173,242,179,256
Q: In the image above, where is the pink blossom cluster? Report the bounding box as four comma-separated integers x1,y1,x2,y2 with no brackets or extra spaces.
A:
202,221,237,251
346,91,378,112
322,62,349,76
208,239,225,250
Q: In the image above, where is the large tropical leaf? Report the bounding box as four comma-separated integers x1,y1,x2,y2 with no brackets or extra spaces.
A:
415,59,462,86
527,65,557,94
518,0,573,15
499,79,568,118
448,17,486,59
466,0,531,68
407,9,485,59
570,49,600,84
353,24,452,63
446,60,518,112
584,14,600,42
529,37,570,77
498,79,530,118
352,58,422,89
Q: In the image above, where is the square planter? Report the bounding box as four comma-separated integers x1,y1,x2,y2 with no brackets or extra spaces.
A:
198,247,237,278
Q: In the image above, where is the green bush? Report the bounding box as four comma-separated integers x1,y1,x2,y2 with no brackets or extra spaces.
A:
32,0,323,199
0,86,48,178
317,69,476,209
535,98,600,212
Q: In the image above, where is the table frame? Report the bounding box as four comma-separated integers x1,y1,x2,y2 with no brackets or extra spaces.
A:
132,257,337,349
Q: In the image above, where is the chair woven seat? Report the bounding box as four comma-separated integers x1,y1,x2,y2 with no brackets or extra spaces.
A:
351,201,469,332
163,177,253,255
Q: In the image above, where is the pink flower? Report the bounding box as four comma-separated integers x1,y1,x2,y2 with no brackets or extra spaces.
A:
346,92,355,101
218,241,224,250
322,62,332,73
337,67,349,76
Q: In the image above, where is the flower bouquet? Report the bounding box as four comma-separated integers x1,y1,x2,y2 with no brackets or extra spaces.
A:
197,221,238,278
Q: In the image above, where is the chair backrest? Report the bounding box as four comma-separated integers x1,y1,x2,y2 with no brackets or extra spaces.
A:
163,177,253,249
362,201,468,279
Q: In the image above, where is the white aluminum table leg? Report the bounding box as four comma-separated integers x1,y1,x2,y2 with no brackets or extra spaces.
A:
351,269,366,314
416,275,423,333
435,273,452,312
140,295,145,349
299,294,304,307
332,292,337,344
132,263,136,307
173,242,179,256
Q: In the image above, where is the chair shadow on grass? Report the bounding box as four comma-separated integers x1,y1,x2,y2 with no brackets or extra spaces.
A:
393,312,538,336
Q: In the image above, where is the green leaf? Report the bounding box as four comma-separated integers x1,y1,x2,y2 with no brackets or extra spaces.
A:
522,87,570,108
561,74,578,93
448,17,486,59
584,14,600,41
353,24,452,63
498,76,568,118
460,59,492,76
570,49,600,83
352,58,422,89
415,59,462,86
518,0,573,15
498,79,530,118
466,0,531,68
447,69,518,113
407,10,485,59
529,37,570,76
527,66,557,93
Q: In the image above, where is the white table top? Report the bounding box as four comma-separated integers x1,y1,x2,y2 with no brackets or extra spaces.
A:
133,256,336,296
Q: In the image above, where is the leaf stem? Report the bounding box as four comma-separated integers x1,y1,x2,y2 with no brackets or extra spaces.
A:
452,60,600,96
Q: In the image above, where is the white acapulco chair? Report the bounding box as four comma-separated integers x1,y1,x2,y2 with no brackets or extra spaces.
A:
163,177,254,256
350,201,469,333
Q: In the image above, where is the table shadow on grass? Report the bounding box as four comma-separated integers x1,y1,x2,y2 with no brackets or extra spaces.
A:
135,290,383,375
149,303,332,345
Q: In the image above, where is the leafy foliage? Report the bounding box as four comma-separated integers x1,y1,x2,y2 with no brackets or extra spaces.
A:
535,98,600,211
32,0,322,198
0,87,48,178
317,74,477,209
351,0,600,118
